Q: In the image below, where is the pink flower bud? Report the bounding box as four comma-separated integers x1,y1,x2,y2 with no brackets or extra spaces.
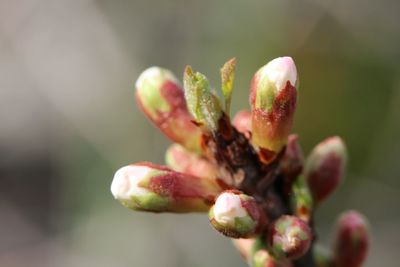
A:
111,162,223,212
269,215,312,260
280,135,305,196
333,211,369,267
165,143,220,181
280,134,304,178
233,110,252,138
209,190,268,238
135,67,203,153
304,136,347,203
250,57,298,158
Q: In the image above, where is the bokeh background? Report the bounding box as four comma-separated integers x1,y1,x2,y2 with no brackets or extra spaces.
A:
1,0,400,266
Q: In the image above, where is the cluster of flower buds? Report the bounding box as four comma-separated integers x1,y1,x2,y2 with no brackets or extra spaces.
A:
111,56,370,267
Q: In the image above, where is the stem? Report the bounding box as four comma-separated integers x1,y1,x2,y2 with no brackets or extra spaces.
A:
207,115,317,267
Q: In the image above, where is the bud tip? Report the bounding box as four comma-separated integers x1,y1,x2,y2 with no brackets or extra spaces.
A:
259,56,297,92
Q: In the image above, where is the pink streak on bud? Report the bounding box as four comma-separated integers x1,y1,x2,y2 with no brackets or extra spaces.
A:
251,81,297,154
138,162,220,203
136,80,203,152
133,162,223,212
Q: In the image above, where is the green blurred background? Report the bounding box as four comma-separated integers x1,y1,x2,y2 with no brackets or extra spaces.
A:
1,0,399,266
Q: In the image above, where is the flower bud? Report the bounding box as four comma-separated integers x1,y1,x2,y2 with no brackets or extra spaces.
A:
165,143,218,180
209,191,267,238
291,176,313,223
111,162,222,212
269,215,312,260
253,249,293,267
233,110,252,137
135,67,203,152
304,136,347,203
183,66,223,131
280,134,304,178
333,211,369,267
250,57,298,156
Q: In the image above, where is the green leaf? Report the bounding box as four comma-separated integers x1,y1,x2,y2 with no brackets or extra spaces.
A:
220,58,236,115
183,66,222,131
183,66,205,123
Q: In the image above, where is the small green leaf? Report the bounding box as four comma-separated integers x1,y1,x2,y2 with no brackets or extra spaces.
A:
220,58,236,115
183,66,222,131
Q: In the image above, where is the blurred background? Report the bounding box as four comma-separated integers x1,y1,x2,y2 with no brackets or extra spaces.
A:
1,0,399,266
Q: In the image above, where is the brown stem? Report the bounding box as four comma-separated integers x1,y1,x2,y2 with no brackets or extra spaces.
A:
206,114,317,267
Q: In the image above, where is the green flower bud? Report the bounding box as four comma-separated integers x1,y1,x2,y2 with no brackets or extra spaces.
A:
333,211,369,267
135,67,203,153
250,57,298,157
304,136,347,203
209,191,267,238
111,162,223,213
269,215,312,260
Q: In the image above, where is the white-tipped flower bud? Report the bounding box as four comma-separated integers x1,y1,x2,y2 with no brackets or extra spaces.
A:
111,164,154,202
214,192,247,226
250,57,298,158
259,57,297,93
209,191,267,238
135,67,203,153
111,162,223,212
